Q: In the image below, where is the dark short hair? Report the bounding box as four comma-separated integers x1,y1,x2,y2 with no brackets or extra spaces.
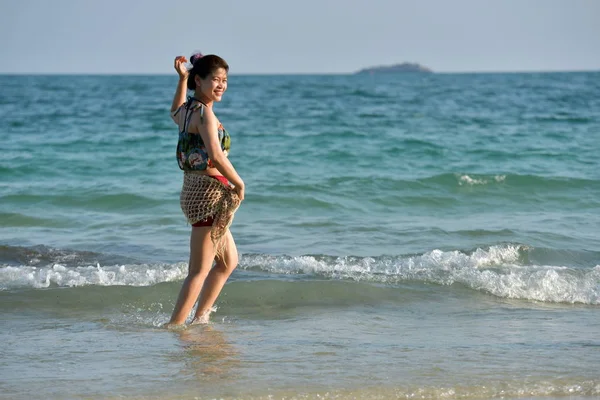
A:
187,53,229,91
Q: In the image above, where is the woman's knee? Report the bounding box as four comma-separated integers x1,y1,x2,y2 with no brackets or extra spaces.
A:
216,255,238,272
186,257,213,279
186,269,210,281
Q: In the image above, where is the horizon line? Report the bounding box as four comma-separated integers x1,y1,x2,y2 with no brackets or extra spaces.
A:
0,68,599,76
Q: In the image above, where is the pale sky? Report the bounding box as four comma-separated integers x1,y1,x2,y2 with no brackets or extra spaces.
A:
1,0,599,74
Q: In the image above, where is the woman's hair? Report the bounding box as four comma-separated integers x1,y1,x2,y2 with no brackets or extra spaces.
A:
187,52,229,91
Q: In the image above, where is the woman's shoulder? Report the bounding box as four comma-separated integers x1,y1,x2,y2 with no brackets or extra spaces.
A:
190,105,222,133
200,105,219,125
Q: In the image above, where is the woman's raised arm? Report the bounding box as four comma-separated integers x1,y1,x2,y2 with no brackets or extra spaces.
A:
170,56,190,114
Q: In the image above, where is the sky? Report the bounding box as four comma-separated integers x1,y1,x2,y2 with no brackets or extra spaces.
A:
1,0,599,74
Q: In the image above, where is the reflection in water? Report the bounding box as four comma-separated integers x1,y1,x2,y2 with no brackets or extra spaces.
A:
177,324,240,380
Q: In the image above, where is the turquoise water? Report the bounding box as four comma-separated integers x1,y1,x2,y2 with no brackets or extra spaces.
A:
0,72,599,399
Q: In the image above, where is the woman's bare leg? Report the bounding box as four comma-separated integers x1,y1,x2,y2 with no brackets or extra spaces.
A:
193,230,238,322
169,226,216,325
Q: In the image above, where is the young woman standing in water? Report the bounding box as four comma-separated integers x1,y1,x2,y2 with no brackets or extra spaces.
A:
168,53,245,325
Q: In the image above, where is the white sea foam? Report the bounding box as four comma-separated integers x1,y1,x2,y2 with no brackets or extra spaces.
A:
458,174,506,186
0,262,187,290
240,245,600,305
2,245,598,304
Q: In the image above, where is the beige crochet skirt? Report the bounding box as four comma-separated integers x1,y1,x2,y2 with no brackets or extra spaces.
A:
180,172,241,257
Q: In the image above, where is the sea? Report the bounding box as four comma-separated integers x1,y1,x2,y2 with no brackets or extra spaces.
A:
0,71,599,400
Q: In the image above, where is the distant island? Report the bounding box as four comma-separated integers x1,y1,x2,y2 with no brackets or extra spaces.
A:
355,62,433,74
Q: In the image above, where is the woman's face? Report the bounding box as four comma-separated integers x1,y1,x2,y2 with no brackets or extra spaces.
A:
196,68,228,102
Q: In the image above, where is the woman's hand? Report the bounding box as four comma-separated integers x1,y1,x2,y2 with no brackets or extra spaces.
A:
174,56,189,80
232,181,245,202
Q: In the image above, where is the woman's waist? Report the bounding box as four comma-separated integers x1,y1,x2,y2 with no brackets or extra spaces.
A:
183,170,230,186
184,167,222,176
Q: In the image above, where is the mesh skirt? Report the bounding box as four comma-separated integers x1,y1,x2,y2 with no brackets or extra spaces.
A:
180,172,241,257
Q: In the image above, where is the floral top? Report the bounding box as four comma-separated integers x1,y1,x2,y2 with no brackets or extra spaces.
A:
172,98,231,171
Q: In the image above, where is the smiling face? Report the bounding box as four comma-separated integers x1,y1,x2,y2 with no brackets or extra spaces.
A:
196,68,228,103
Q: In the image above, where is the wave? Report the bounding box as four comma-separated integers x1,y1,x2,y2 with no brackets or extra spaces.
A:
418,172,599,189
528,114,593,124
240,246,600,305
312,173,599,195
0,212,71,228
1,192,166,210
456,174,506,186
0,262,186,290
1,244,598,305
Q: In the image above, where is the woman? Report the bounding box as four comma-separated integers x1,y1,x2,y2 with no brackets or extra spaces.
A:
168,53,245,326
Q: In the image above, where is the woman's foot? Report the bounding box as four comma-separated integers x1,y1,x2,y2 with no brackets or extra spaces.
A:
191,306,217,325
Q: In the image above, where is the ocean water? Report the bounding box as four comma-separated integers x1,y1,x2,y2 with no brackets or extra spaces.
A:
0,72,599,399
